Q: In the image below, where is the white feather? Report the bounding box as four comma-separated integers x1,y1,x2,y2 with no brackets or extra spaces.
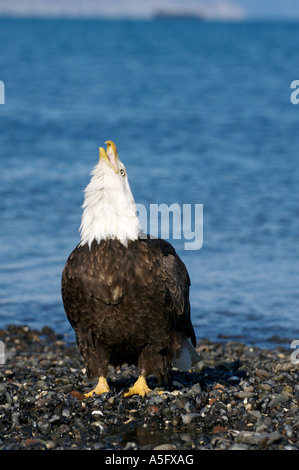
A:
173,335,200,371
79,158,141,248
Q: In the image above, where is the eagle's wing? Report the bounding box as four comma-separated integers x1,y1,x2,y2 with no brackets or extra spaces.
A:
63,241,125,308
146,238,196,347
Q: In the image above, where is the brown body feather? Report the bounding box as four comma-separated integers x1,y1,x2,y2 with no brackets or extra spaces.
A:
61,236,196,384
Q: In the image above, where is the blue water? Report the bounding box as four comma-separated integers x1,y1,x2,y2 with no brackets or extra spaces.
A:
1,18,299,348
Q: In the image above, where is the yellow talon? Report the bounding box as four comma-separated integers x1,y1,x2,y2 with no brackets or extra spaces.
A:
124,375,151,398
84,376,110,398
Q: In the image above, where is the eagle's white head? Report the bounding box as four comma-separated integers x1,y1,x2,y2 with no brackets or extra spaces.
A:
79,140,141,248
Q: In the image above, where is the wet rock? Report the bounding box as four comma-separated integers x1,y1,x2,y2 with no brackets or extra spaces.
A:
268,394,289,408
153,443,176,450
228,443,249,450
37,420,52,435
181,413,200,425
236,431,282,446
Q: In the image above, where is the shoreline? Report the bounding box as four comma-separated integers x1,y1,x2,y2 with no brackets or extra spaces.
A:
0,324,298,450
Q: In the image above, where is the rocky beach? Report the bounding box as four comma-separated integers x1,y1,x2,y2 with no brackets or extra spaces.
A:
0,324,298,451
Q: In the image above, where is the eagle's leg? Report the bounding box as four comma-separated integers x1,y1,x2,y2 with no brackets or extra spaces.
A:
124,375,151,397
84,376,110,397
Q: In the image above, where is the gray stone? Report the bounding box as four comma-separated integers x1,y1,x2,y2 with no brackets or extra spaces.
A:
236,431,282,446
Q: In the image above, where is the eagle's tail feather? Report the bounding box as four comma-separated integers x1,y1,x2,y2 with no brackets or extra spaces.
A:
173,335,200,371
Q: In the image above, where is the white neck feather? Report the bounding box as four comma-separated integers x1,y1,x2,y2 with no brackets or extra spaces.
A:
79,159,141,248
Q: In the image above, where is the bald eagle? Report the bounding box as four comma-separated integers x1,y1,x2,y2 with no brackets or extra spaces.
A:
61,141,199,397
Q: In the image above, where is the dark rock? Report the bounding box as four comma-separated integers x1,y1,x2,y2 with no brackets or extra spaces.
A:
37,420,52,435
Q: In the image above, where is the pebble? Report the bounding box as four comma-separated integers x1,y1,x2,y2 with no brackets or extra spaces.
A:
228,443,249,450
268,394,289,408
181,413,200,425
248,410,262,420
0,325,298,450
236,431,282,446
37,421,52,434
153,444,176,450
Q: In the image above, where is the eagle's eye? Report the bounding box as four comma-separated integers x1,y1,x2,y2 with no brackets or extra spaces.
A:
120,169,126,177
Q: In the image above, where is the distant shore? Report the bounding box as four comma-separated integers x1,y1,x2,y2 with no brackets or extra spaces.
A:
0,324,298,450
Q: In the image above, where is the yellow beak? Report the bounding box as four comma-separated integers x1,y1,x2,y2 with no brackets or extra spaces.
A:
99,140,119,174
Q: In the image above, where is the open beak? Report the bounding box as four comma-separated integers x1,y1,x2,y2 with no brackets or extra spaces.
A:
99,140,119,173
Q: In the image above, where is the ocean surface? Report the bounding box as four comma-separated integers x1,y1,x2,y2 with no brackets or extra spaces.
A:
1,18,299,349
